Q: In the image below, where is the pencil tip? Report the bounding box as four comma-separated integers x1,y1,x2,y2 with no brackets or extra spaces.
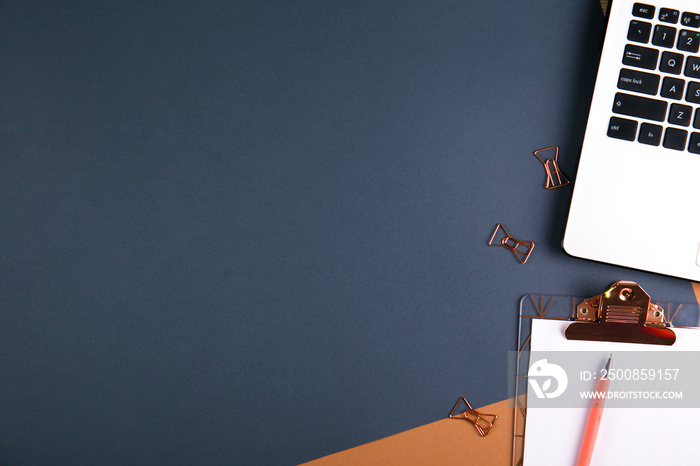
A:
605,353,612,371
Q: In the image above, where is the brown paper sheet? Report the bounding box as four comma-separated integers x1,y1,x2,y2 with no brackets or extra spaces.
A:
692,282,700,308
301,398,514,466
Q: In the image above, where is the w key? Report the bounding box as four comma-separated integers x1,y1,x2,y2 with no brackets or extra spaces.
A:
612,92,668,121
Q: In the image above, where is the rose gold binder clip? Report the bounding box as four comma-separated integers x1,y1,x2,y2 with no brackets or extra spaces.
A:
565,281,676,346
488,223,534,264
533,146,569,189
448,397,497,437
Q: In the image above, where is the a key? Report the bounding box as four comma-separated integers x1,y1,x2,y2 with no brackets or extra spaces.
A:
660,76,685,99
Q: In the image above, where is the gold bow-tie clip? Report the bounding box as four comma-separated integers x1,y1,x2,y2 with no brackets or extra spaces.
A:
488,224,534,264
533,146,569,189
448,397,497,437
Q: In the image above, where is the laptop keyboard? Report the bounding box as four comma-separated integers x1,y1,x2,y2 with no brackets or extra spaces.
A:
607,2,700,153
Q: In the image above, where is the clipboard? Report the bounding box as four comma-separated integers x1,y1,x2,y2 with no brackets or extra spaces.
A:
511,281,700,466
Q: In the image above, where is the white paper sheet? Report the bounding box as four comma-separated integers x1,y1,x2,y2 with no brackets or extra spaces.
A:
523,319,700,465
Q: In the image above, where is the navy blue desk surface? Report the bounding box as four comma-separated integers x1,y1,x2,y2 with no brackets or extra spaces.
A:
1,0,695,464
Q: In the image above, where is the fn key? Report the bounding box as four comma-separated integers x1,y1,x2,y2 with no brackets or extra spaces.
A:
608,117,638,141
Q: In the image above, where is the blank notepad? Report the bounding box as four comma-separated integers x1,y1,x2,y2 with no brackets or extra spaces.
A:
523,319,700,465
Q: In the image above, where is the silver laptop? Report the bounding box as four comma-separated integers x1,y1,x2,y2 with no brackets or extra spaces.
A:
564,0,700,281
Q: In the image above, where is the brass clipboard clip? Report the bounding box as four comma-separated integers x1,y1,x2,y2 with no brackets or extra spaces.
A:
448,397,497,437
488,224,534,264
565,281,676,345
533,146,569,189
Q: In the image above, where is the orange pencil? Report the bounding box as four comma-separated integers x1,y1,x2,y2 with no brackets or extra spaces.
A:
577,354,612,466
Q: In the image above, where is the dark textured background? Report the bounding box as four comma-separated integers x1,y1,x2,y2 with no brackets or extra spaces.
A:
1,0,695,464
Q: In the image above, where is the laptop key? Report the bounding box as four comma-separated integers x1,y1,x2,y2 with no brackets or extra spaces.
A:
612,92,667,121
678,30,700,53
681,12,700,28
638,122,663,146
689,132,700,154
685,56,700,78
652,24,676,47
628,21,652,43
632,3,655,19
668,103,693,126
686,81,700,103
622,44,659,70
659,52,685,74
660,51,684,74
663,127,688,150
660,76,685,99
659,8,679,24
608,117,638,141
617,68,660,95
